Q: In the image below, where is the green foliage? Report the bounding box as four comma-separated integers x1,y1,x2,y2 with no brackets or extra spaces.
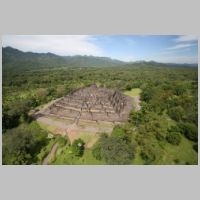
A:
2,47,198,165
166,132,181,145
125,84,132,91
193,143,198,153
167,106,185,121
2,122,48,165
141,87,154,102
94,134,135,165
2,99,33,131
173,84,186,96
140,146,156,164
92,143,102,160
178,122,198,142
56,136,68,147
111,126,125,138
129,111,144,126
72,139,85,157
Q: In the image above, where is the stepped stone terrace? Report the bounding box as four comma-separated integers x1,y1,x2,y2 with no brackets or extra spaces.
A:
36,84,133,125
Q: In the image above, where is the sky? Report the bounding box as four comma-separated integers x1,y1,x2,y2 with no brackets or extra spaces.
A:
2,35,198,64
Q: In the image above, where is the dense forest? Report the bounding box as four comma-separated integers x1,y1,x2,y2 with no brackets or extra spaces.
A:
2,47,198,165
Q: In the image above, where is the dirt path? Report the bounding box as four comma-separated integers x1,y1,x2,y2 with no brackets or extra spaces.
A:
42,143,58,165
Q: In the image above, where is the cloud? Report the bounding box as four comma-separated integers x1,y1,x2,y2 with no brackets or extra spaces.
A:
166,35,198,51
166,43,196,50
2,35,103,56
174,35,198,43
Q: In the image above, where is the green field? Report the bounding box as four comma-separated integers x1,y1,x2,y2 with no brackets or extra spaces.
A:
124,88,142,97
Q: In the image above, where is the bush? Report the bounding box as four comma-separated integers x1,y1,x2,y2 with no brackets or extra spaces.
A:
92,143,102,160
140,147,156,164
166,132,181,145
155,132,165,141
193,143,198,152
96,135,135,165
167,106,185,121
129,111,144,126
111,125,132,143
2,123,48,165
178,122,198,142
111,126,125,138
71,138,85,157
141,88,153,102
56,136,67,147
125,84,132,91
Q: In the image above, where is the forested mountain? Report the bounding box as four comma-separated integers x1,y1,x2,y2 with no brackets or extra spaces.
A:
2,47,197,72
2,47,124,71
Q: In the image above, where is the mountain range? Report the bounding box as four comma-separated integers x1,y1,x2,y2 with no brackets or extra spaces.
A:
2,46,198,71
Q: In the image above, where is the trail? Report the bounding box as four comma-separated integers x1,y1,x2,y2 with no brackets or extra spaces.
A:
42,143,58,165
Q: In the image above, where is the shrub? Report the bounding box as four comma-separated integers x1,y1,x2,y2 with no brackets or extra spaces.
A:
2,123,48,165
72,138,85,157
140,147,156,164
125,84,132,91
167,106,185,121
97,136,135,164
141,88,153,102
92,143,102,160
129,111,144,126
193,143,198,152
155,132,165,141
166,132,181,145
56,136,67,147
101,137,134,165
178,122,198,142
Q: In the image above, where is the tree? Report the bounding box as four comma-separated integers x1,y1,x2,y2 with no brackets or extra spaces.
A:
2,99,31,131
167,106,184,121
56,85,66,97
140,146,156,164
72,138,85,157
2,123,48,165
173,84,186,96
125,84,132,91
193,143,198,153
166,132,181,145
129,111,144,126
141,87,153,102
35,88,49,103
100,136,135,165
178,122,198,142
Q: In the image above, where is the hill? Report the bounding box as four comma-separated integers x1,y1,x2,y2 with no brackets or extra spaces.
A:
2,47,125,71
3,47,198,72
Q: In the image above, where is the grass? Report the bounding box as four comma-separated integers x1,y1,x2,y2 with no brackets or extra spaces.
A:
37,121,58,133
124,88,142,97
159,135,198,165
51,147,105,165
79,132,99,144
37,139,55,163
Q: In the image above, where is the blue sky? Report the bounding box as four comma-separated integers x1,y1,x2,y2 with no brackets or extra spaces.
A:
2,35,198,63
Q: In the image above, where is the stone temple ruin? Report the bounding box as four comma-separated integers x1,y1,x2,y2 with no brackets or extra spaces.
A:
38,84,133,125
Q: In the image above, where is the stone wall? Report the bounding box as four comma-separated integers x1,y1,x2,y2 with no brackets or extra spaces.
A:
42,84,133,124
